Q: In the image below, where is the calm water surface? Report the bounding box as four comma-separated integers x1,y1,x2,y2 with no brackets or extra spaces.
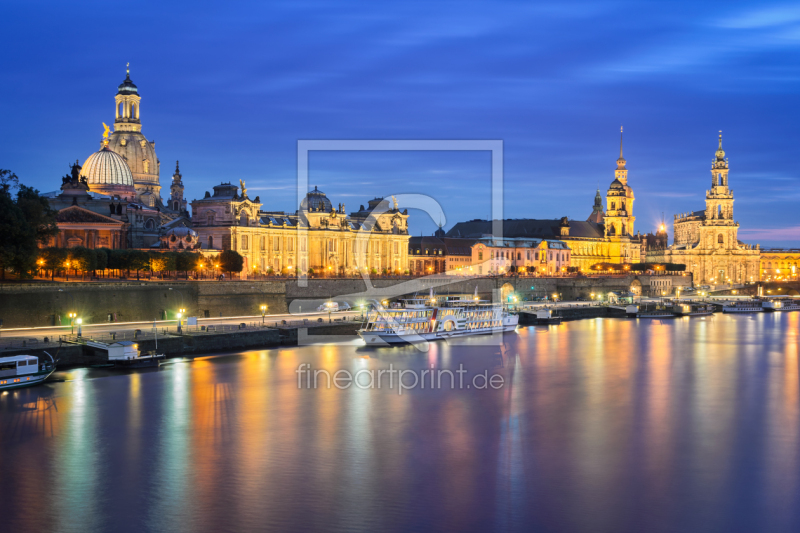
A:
2,314,800,533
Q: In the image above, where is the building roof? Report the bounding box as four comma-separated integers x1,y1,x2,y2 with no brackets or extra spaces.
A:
80,147,135,187
117,71,138,95
303,186,332,212
55,205,124,225
408,236,477,256
446,219,604,240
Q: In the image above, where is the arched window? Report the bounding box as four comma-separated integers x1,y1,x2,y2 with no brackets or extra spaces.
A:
718,234,724,244
208,236,214,249
118,102,123,117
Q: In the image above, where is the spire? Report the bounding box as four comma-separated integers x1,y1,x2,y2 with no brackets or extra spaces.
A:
173,160,182,180
616,126,627,170
126,62,130,77
715,130,726,161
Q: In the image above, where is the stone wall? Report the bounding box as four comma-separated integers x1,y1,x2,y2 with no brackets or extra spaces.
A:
0,281,286,328
0,274,692,328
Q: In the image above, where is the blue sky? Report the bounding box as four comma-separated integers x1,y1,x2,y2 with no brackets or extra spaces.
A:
2,0,799,245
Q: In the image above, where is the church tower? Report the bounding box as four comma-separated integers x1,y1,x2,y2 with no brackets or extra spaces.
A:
701,132,738,249
587,189,605,223
169,161,187,214
107,64,162,205
604,127,636,263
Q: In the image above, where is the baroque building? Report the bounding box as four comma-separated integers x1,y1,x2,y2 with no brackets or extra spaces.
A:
191,184,410,275
43,68,185,249
446,130,643,271
646,134,760,285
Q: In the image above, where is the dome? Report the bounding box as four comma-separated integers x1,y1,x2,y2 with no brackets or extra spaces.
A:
118,73,138,95
304,186,333,211
609,178,625,190
166,226,197,238
81,147,135,187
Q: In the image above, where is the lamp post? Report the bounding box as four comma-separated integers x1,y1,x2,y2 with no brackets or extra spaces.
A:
326,301,334,323
76,317,83,338
260,304,267,325
177,308,185,332
68,312,77,334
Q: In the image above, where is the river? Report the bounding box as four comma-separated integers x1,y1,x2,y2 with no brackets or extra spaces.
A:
1,313,799,533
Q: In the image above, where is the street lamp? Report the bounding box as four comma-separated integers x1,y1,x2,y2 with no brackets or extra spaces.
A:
177,308,186,332
260,304,267,325
326,300,334,323
76,317,83,338
68,312,77,334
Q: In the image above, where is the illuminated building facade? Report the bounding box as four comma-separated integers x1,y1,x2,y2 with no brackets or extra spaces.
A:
646,134,760,285
191,185,410,275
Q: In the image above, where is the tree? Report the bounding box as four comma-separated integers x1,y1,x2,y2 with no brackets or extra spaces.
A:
121,250,150,280
149,252,176,276
68,247,97,277
0,170,57,279
219,249,244,275
94,248,108,274
16,184,58,246
176,251,201,274
41,247,68,280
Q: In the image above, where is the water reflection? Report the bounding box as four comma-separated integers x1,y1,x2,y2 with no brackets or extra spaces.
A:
1,314,799,532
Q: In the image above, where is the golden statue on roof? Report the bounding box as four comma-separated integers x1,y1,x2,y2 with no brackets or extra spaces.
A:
102,122,110,146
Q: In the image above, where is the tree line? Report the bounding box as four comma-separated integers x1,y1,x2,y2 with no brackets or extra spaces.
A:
38,248,246,280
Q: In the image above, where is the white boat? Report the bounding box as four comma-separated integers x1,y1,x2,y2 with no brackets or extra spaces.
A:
722,300,763,313
358,296,519,346
0,353,56,391
762,297,800,312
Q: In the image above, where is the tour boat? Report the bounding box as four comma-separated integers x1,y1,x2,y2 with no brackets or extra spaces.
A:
722,301,763,313
673,303,715,317
632,303,676,318
762,297,800,312
636,310,677,319
0,353,56,391
358,296,518,346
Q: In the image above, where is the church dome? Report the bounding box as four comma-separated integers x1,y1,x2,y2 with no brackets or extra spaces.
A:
304,186,333,211
118,73,138,95
81,147,135,191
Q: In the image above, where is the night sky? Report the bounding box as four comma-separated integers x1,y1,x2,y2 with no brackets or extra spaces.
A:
2,1,798,246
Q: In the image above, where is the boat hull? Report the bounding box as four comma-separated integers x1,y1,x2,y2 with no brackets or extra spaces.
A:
723,307,762,313
113,355,165,369
359,324,518,346
0,369,55,391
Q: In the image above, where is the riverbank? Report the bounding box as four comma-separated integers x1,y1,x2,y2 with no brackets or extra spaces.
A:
0,322,361,367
